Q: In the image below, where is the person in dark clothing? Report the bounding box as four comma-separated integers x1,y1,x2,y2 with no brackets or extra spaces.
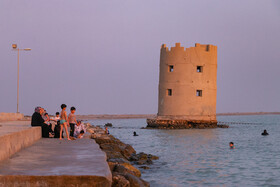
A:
133,131,139,136
31,106,44,127
41,123,50,138
54,120,64,138
31,106,50,138
262,129,269,136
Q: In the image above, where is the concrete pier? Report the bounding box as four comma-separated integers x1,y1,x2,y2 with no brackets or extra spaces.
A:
0,121,41,162
0,121,112,187
0,113,24,121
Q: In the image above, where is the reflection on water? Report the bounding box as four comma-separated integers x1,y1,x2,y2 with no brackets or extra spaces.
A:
89,115,280,186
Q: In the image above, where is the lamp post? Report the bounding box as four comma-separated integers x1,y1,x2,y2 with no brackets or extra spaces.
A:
12,44,31,113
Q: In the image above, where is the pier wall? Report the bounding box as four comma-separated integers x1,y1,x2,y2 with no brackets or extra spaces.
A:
0,127,41,162
0,113,24,121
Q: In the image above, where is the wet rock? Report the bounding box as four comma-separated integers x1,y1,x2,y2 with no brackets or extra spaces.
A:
129,154,139,161
124,173,150,187
139,166,150,170
114,164,141,177
136,160,146,165
106,150,126,160
217,124,229,128
146,118,218,129
95,136,117,144
112,174,130,187
147,154,159,160
120,145,136,160
108,158,130,164
100,143,122,153
105,123,113,127
88,124,155,187
146,159,153,165
87,128,95,134
130,153,158,165
120,163,141,177
91,133,101,139
108,162,117,173
136,159,153,165
138,152,148,160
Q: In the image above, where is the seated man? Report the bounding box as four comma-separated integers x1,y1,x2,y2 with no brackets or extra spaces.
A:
74,120,86,139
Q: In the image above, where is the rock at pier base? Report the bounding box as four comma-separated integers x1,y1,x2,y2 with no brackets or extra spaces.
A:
146,118,218,129
217,124,229,128
89,125,151,187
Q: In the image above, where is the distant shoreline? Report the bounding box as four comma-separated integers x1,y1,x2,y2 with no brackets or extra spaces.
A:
76,112,280,120
217,112,280,116
76,114,157,120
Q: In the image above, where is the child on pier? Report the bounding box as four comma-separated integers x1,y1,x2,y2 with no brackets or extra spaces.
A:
68,107,77,137
60,104,71,140
74,120,86,138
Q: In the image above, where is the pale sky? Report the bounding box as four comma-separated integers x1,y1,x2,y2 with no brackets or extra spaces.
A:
1,0,280,115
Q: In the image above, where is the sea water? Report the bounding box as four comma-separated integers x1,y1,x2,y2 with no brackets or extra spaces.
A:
88,115,280,186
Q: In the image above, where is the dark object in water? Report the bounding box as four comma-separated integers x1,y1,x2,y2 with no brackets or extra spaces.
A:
261,129,269,136
105,123,113,127
133,131,138,136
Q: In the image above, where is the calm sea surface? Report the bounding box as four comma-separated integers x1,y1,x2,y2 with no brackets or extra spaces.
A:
88,115,280,187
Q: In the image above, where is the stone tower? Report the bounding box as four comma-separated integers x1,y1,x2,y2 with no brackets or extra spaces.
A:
147,43,218,129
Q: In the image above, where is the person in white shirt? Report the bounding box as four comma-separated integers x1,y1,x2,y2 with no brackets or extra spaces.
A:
52,112,62,138
53,112,60,123
74,120,86,138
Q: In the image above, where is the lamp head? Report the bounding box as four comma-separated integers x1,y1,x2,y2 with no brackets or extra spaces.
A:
12,44,17,49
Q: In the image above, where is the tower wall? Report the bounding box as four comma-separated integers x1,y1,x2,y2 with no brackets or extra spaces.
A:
157,43,217,121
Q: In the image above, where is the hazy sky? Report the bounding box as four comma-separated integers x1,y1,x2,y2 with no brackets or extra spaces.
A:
1,0,280,115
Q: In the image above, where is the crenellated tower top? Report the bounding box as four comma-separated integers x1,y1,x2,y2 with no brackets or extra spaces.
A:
161,42,217,52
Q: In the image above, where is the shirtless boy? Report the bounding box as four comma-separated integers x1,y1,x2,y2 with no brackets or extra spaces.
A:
60,104,71,140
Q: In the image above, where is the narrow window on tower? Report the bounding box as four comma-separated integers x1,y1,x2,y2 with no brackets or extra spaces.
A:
197,66,203,73
167,89,172,96
196,90,202,97
169,65,174,72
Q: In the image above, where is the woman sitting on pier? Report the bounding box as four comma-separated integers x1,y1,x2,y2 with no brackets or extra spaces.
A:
31,107,45,127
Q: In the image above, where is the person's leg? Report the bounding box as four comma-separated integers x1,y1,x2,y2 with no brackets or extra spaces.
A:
59,124,63,139
48,124,54,137
63,123,71,140
49,124,54,133
70,123,74,137
54,125,59,138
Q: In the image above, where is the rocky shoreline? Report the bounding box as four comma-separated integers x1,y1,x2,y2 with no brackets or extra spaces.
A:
86,124,158,187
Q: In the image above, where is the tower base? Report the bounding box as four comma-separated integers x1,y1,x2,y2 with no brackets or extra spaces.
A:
146,118,218,129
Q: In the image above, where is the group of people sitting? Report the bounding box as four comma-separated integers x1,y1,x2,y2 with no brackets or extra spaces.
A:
31,104,86,140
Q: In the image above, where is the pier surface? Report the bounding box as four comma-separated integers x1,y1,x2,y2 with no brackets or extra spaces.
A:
0,121,112,187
